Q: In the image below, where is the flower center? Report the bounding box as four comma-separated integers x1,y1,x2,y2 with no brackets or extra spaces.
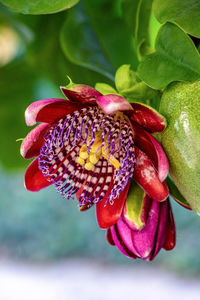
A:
77,132,120,170
38,106,135,207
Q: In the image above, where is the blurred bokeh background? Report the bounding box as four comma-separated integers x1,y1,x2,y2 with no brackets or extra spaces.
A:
0,1,200,299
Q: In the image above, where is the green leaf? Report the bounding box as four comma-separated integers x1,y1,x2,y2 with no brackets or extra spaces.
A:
60,3,115,81
115,64,138,92
0,0,79,15
30,13,111,87
122,0,153,58
153,0,200,38
166,177,191,210
115,64,157,102
137,23,200,89
82,0,138,70
95,83,118,95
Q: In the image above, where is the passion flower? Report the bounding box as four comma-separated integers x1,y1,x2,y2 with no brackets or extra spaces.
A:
21,82,172,260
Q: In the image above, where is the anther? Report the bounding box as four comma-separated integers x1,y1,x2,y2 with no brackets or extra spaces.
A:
85,161,95,171
77,157,85,165
102,145,120,169
89,153,100,164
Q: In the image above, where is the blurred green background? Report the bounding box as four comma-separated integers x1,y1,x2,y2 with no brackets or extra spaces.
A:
0,0,200,277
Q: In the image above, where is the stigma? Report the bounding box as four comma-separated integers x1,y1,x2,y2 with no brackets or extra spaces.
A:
77,133,120,170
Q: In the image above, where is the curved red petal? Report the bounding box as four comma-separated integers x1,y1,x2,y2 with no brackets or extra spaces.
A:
24,158,52,192
61,85,101,103
20,123,51,159
106,228,115,246
130,102,166,133
25,98,85,126
96,182,130,229
163,201,176,251
133,146,169,202
76,177,94,211
131,122,169,182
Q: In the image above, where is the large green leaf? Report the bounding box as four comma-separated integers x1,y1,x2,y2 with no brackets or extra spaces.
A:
122,0,153,59
137,23,200,89
83,0,138,70
0,0,79,14
153,0,200,38
60,3,115,81
28,12,111,87
60,1,138,81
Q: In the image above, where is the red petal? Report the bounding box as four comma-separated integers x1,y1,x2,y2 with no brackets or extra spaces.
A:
61,85,101,102
76,177,94,211
25,98,85,126
130,102,166,133
106,228,115,246
96,182,130,229
163,201,176,251
133,147,169,202
20,123,50,159
24,158,52,191
132,122,169,182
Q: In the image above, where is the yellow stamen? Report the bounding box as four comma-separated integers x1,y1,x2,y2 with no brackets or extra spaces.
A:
89,153,100,164
80,151,89,159
85,161,95,171
80,144,88,152
77,132,120,170
77,157,85,165
102,145,120,169
90,140,102,154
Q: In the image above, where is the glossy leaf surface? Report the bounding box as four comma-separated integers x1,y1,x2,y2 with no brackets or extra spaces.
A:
138,23,200,89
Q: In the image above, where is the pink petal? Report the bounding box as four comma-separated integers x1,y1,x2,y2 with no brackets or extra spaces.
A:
61,85,101,102
133,146,169,202
149,200,168,260
96,182,130,229
25,98,83,126
131,200,160,259
110,225,137,259
122,181,152,231
20,123,50,159
131,122,169,182
130,102,166,133
97,94,133,114
24,158,52,191
116,217,140,256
